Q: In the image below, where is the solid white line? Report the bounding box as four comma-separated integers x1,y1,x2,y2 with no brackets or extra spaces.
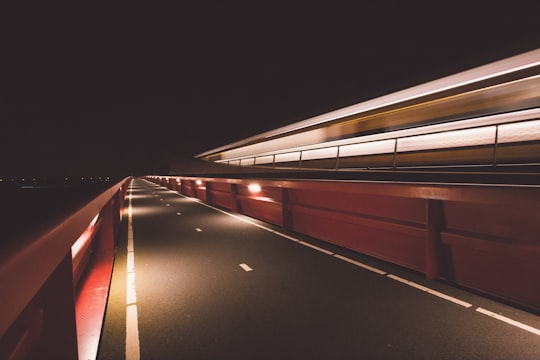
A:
175,191,477,309
165,185,540,338
126,187,140,360
387,274,472,308
298,241,335,255
126,305,140,359
127,252,135,273
476,307,540,336
126,272,137,305
271,231,300,242
239,263,253,272
333,254,387,275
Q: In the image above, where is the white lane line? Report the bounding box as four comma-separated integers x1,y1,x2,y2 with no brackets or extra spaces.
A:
126,305,140,359
333,254,387,275
126,187,140,360
387,274,472,308
476,307,540,336
271,231,300,242
126,272,137,305
240,263,253,272
127,251,135,273
172,190,540,334
298,241,335,255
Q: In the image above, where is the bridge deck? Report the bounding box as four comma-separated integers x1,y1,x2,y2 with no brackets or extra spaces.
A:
97,178,540,359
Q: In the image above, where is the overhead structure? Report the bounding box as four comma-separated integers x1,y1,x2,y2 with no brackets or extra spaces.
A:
196,49,540,171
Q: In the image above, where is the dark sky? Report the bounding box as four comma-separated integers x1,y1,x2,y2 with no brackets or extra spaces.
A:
2,2,539,177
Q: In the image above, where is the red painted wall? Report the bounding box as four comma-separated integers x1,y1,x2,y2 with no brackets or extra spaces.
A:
152,176,540,313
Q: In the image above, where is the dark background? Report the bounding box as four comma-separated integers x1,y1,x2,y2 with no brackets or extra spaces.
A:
2,2,539,177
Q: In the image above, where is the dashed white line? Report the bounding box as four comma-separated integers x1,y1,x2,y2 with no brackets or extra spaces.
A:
476,307,540,336
240,263,253,272
171,189,538,336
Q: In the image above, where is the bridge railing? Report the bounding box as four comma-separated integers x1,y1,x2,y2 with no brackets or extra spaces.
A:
0,177,131,360
215,108,540,171
150,175,540,314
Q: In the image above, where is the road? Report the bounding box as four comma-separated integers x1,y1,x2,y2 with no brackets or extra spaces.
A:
97,178,540,359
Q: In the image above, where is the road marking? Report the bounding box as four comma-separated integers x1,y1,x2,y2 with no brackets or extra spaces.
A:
240,263,253,272
271,231,300,242
126,186,140,360
172,189,540,335
127,272,137,305
298,241,334,255
126,305,140,359
333,254,387,275
476,307,540,336
387,274,472,308
127,252,135,273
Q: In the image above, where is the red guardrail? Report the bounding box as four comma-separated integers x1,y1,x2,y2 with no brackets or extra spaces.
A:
149,175,540,314
0,177,131,360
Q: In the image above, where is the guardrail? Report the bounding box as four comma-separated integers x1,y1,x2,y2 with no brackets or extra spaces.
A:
0,177,131,360
149,175,540,314
216,108,540,170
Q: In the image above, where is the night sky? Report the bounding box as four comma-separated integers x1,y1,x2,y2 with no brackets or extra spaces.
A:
2,2,539,178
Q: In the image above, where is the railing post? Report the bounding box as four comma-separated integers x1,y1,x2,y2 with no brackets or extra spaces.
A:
37,252,79,359
206,181,213,204
282,187,293,231
426,199,444,280
230,183,240,213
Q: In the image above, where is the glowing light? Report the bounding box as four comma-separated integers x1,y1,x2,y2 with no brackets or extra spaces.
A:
275,151,301,163
301,146,338,160
196,49,540,160
339,140,395,157
240,158,255,166
255,155,274,165
215,108,540,164
497,119,540,143
195,180,202,186
397,126,496,153
248,183,261,193
71,214,100,259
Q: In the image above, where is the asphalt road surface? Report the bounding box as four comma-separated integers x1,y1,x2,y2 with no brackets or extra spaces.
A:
97,178,540,359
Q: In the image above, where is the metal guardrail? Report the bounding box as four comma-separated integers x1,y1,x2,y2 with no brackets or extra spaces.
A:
218,108,540,170
0,177,131,360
